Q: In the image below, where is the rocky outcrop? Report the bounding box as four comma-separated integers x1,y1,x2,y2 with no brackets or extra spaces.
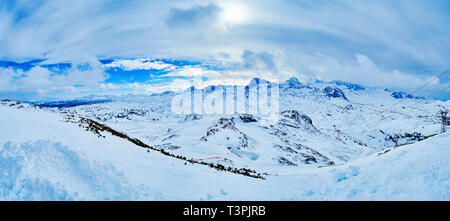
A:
323,87,348,100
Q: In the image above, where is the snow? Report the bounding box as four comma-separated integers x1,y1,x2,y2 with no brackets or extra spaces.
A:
0,106,448,200
0,79,449,200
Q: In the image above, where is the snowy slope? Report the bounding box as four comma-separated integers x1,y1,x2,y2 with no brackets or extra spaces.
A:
0,104,265,200
47,79,448,171
0,103,448,200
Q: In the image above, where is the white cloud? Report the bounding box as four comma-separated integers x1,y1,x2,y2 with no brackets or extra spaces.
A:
0,68,18,92
18,66,52,90
307,53,436,90
0,60,109,95
104,59,176,71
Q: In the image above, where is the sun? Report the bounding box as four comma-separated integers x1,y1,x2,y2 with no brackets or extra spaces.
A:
219,2,250,27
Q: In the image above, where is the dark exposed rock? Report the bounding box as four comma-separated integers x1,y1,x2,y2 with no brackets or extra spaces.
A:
115,108,147,119
184,114,202,121
297,153,317,164
391,91,424,100
154,143,181,150
386,132,426,146
239,114,257,123
323,87,348,100
280,110,313,125
200,118,249,149
276,157,297,166
272,143,335,166
161,134,179,142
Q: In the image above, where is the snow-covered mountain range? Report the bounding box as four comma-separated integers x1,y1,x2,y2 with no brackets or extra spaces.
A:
0,78,449,200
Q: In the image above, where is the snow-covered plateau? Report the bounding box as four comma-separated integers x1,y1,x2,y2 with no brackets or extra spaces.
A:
0,78,449,200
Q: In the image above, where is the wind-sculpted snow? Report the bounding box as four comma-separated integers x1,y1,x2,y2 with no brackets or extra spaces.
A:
0,140,136,200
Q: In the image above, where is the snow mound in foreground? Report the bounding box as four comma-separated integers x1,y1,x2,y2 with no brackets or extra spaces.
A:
0,140,136,200
300,131,450,200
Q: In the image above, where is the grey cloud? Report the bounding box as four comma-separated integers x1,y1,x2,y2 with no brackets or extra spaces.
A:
166,3,222,28
241,50,276,71
211,50,278,74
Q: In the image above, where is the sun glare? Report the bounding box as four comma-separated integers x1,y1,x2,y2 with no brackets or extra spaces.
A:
220,2,250,26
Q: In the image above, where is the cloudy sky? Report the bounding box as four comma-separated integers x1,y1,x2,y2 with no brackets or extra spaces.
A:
0,0,449,100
